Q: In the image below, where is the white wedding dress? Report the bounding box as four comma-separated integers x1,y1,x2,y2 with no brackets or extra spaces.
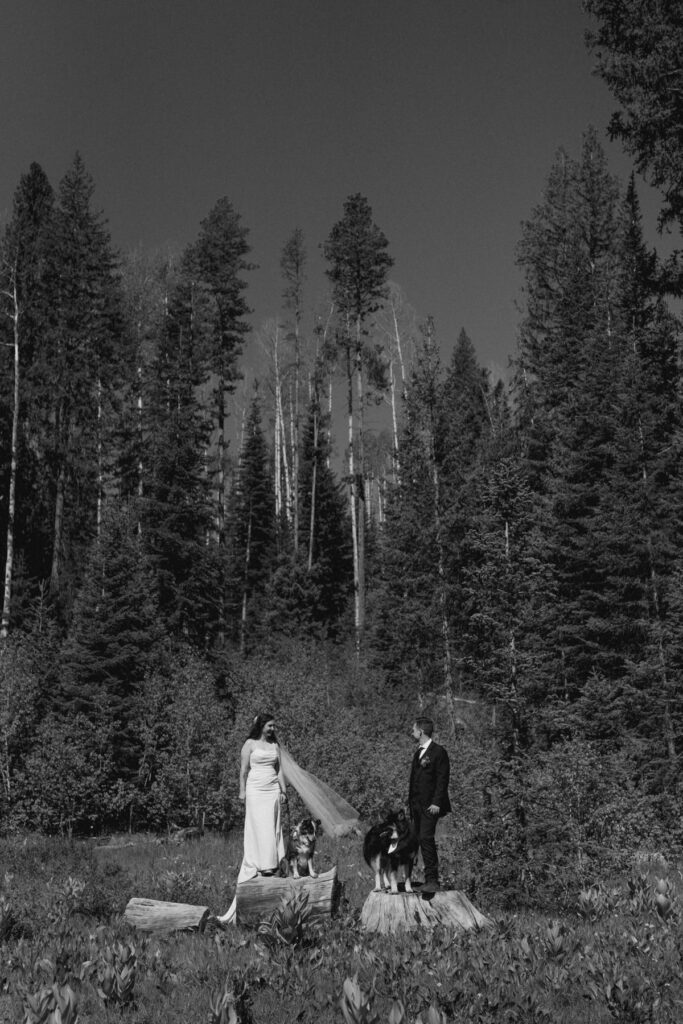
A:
217,744,285,925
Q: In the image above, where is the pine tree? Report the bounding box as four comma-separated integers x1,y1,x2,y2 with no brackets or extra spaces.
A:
33,154,126,615
0,164,56,632
515,130,625,699
141,287,219,644
298,396,352,632
184,198,252,544
585,0,683,238
229,391,276,654
462,421,558,754
370,322,452,697
58,502,164,782
323,194,393,653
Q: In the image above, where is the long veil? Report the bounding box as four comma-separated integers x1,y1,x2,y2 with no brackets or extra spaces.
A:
280,745,359,837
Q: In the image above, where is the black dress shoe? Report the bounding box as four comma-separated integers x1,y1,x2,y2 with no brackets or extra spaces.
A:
421,881,439,895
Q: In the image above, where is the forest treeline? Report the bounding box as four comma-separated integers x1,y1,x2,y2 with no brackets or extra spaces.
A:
0,1,681,861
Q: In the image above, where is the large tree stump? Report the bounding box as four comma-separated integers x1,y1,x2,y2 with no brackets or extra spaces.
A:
124,898,210,933
361,889,492,935
236,866,337,925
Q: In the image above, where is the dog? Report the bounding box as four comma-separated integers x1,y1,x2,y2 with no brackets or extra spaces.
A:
283,817,320,878
363,809,419,895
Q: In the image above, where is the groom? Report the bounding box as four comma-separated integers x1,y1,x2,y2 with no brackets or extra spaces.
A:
408,716,451,895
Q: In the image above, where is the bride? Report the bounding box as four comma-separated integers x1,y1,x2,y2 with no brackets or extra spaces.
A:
216,710,359,925
217,712,286,924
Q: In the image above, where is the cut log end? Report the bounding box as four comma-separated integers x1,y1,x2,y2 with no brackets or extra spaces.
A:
124,898,210,934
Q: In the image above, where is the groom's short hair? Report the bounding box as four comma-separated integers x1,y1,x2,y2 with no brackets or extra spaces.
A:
414,716,434,737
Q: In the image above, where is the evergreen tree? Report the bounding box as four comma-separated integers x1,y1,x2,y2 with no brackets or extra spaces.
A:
33,154,126,616
437,328,493,654
229,391,276,654
298,397,351,633
58,503,164,781
323,194,393,652
370,323,452,696
462,425,558,754
141,286,219,645
0,163,57,629
515,130,626,698
585,0,683,239
183,198,252,544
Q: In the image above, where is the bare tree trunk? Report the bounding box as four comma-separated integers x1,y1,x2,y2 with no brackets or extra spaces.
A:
431,457,453,692
217,380,227,540
276,374,292,526
96,376,103,539
505,518,520,757
308,403,319,572
345,340,361,656
240,502,253,657
388,356,400,483
50,400,67,595
293,314,301,553
274,368,282,522
136,361,144,533
1,269,20,638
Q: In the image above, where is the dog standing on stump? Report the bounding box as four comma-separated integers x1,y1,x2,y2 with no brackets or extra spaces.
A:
363,809,419,894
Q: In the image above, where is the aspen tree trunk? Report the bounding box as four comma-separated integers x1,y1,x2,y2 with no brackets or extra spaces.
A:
345,338,361,655
308,403,318,572
136,362,144,533
239,502,253,657
431,457,453,692
217,380,227,540
505,518,520,757
1,270,20,638
272,325,283,522
326,369,333,471
353,317,367,648
274,374,282,521
96,376,103,539
287,380,295,522
276,378,291,525
389,298,408,481
293,312,301,553
50,401,67,594
390,299,408,392
388,357,400,483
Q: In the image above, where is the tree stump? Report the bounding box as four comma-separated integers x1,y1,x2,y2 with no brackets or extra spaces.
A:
361,888,492,935
236,866,337,925
124,898,210,933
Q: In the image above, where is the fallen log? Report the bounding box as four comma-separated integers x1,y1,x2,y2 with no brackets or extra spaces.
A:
360,888,493,935
236,866,337,925
124,898,210,933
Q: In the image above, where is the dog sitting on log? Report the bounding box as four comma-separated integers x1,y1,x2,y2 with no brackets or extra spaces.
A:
282,817,320,878
363,809,419,894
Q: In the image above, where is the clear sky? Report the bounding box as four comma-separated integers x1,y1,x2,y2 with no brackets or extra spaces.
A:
0,0,667,382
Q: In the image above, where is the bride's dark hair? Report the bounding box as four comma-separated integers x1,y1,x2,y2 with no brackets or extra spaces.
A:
248,713,277,741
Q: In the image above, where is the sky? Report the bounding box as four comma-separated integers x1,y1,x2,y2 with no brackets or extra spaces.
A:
0,0,670,387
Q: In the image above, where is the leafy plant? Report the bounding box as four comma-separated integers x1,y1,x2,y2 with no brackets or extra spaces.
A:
257,890,312,949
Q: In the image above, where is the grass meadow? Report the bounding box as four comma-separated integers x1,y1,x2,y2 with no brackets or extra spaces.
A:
0,824,682,1023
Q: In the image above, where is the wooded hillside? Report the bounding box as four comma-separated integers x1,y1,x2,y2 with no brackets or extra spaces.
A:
0,3,681,888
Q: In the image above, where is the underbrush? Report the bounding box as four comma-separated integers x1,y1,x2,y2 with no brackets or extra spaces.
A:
0,832,682,1023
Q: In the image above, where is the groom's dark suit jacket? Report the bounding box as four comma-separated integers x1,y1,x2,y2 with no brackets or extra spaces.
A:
409,741,451,817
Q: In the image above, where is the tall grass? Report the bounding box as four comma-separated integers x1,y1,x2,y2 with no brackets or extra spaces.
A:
0,830,681,1023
